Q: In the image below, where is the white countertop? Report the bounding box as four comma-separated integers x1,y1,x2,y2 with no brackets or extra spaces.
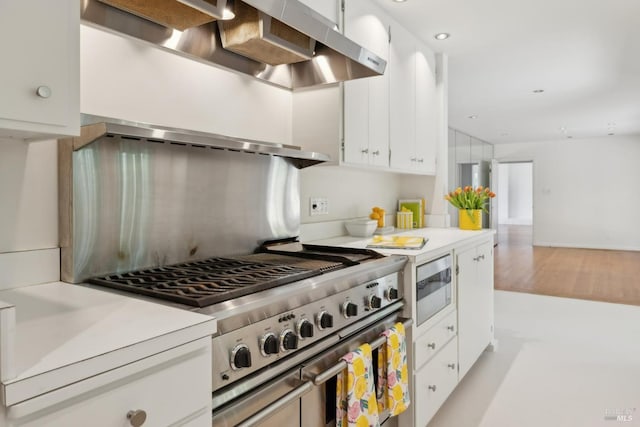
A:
0,282,217,406
309,227,495,263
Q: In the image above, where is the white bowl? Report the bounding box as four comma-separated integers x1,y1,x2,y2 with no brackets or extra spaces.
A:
345,219,378,237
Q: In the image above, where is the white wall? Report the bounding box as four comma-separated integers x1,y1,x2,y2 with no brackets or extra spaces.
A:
494,136,640,250
498,162,532,225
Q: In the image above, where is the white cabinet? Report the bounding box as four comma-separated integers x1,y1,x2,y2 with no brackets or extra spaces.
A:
2,338,212,427
0,0,79,140
388,23,415,171
389,23,438,175
414,339,459,426
297,0,338,25
343,0,390,168
457,238,494,379
292,0,442,176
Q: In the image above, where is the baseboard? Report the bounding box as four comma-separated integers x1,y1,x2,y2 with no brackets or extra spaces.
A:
533,241,640,252
0,248,60,291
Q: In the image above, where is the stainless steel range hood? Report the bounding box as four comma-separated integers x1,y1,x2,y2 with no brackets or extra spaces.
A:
81,0,387,89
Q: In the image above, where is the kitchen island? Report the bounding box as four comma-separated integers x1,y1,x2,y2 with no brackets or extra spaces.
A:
0,282,217,426
310,227,496,426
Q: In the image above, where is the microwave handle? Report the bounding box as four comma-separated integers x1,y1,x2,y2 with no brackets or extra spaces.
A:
236,381,314,427
313,318,413,386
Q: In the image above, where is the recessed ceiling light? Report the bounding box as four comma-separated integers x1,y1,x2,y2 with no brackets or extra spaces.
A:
434,33,450,40
467,115,478,119
392,0,408,3
532,89,544,93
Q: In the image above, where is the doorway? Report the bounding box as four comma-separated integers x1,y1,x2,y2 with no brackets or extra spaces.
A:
497,161,533,246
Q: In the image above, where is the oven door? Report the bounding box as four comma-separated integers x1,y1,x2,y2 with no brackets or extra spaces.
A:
212,369,306,427
300,313,412,427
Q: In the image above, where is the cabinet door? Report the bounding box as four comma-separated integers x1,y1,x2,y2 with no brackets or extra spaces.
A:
0,0,79,139
415,47,438,174
457,240,494,379
343,0,389,167
389,23,416,171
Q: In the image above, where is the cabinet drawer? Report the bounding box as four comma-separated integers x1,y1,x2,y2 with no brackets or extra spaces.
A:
414,309,457,369
414,339,458,427
7,338,211,427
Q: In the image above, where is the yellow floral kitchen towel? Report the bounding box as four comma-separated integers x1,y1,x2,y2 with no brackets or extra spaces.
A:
377,322,410,416
336,343,380,427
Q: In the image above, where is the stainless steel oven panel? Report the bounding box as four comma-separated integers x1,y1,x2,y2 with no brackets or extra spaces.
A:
416,255,452,326
212,370,304,427
416,255,451,282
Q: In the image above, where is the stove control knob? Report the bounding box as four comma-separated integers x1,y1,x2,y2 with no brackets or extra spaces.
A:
297,319,314,339
280,329,298,351
385,288,399,301
366,295,382,310
342,302,358,318
316,311,334,330
260,333,279,356
230,344,252,370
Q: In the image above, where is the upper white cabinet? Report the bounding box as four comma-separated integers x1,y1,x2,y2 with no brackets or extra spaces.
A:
0,0,80,140
389,22,437,174
343,0,390,168
297,0,339,25
292,0,442,176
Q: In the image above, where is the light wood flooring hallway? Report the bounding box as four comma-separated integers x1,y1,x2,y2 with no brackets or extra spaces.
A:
494,225,640,306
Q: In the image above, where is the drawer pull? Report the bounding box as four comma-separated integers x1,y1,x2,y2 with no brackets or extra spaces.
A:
428,385,437,392
127,410,147,426
447,363,456,370
447,325,455,332
427,342,436,350
36,85,52,99
361,148,369,154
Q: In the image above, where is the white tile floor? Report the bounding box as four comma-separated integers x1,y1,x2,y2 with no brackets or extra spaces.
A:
427,291,640,427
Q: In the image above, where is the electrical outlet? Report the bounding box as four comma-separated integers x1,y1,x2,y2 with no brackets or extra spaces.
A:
310,197,329,216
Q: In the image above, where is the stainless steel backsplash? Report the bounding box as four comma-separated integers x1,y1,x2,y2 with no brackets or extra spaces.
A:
60,132,302,283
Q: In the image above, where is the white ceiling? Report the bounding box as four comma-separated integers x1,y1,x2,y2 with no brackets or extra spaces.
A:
375,0,640,144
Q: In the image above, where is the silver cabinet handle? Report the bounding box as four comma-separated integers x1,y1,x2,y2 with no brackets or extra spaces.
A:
410,157,417,162
361,148,369,154
479,254,485,260
417,158,424,163
127,410,147,427
427,342,436,350
36,86,52,99
447,363,456,370
372,150,380,156
428,385,437,392
446,325,455,332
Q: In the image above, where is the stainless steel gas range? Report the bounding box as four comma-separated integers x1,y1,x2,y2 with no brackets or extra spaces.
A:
87,241,408,426
58,116,411,426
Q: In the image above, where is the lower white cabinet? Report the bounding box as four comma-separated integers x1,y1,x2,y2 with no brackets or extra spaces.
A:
457,239,494,380
2,338,212,427
414,339,458,426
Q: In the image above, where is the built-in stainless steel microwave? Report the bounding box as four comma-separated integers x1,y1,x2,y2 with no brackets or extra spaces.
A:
416,254,453,326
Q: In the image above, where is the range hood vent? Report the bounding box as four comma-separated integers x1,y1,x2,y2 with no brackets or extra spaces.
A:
81,0,387,89
74,114,330,168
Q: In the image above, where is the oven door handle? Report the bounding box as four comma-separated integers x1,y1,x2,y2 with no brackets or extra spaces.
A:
236,381,314,427
313,318,413,386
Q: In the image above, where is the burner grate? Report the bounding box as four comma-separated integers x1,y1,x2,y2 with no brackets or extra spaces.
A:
88,257,320,307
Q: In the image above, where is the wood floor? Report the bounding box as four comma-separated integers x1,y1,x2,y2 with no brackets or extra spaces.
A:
494,225,640,306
